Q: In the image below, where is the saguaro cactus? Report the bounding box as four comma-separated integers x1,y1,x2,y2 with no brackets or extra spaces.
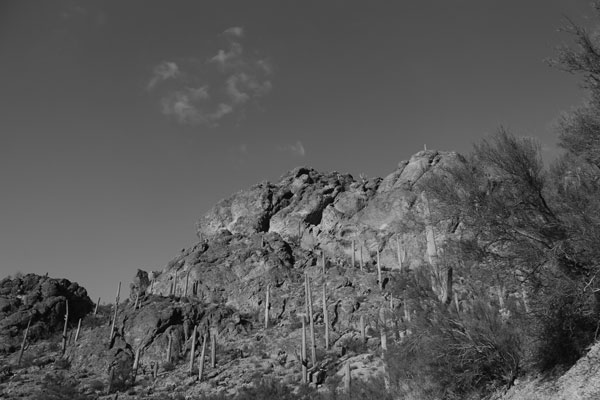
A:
198,333,207,381
18,317,32,367
184,271,190,298
396,238,403,271
109,282,121,342
62,300,69,354
74,318,82,342
360,245,363,271
360,315,366,342
305,274,316,366
377,247,383,290
351,240,356,268
173,270,178,296
264,284,270,329
344,361,351,392
210,328,216,368
189,325,197,374
454,292,460,313
166,333,173,363
444,267,453,305
404,295,411,323
94,297,100,315
300,313,307,384
322,283,329,350
132,346,141,384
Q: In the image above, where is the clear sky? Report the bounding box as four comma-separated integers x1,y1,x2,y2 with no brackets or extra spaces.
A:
0,0,595,303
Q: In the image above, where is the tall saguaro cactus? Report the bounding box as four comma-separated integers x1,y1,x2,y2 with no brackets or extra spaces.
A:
132,346,141,384
167,333,173,363
300,313,307,384
396,237,403,271
210,328,216,368
360,245,363,271
198,333,207,381
377,247,383,290
109,282,121,342
305,274,316,366
264,284,270,329
94,297,100,315
174,269,178,297
62,300,69,355
184,271,190,298
74,318,82,342
189,325,197,374
18,317,32,367
444,267,453,305
360,315,366,342
322,282,329,350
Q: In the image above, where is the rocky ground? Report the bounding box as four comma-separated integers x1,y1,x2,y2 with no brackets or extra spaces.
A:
2,150,600,399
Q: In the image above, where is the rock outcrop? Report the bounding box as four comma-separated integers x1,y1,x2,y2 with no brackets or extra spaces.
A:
0,150,470,398
0,274,94,353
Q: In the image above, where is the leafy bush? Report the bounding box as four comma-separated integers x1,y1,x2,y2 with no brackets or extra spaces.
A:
162,361,176,372
32,372,94,400
387,300,521,399
529,274,599,372
339,336,367,355
191,377,394,400
54,357,71,370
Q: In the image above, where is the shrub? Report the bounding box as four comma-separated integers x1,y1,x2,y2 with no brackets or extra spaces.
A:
54,357,71,370
32,372,94,400
339,336,367,355
529,274,599,372
162,361,175,372
387,299,521,399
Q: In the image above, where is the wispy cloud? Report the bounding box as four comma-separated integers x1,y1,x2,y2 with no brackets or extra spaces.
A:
160,86,210,124
278,141,306,157
223,26,244,38
209,42,243,71
148,27,272,127
148,61,180,90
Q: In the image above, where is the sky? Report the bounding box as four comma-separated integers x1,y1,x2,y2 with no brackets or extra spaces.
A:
0,0,596,303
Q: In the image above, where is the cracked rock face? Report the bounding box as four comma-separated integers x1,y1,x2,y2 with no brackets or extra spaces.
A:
0,274,93,353
143,151,467,337
0,150,468,398
191,150,464,279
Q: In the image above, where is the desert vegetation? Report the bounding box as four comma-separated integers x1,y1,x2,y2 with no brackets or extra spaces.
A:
5,6,600,400
376,9,600,398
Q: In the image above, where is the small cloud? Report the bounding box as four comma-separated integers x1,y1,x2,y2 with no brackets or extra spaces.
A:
257,59,273,75
212,103,234,120
278,141,306,157
209,42,243,70
225,72,271,105
148,28,273,127
148,61,180,90
223,26,244,38
160,86,210,124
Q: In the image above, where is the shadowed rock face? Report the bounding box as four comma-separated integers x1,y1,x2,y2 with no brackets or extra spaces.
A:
0,274,94,352
0,150,471,399
143,150,466,348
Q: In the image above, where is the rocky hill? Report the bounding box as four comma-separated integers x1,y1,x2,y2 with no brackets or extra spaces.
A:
2,149,598,399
